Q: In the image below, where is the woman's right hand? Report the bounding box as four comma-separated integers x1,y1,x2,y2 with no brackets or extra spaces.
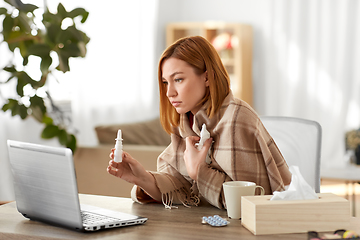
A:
107,149,148,186
107,149,162,201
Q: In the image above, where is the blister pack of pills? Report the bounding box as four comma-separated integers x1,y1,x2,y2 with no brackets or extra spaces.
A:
202,215,229,227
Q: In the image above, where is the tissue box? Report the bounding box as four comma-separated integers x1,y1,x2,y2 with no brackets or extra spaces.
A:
241,193,350,235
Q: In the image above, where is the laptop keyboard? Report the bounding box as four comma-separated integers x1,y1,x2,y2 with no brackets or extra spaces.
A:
81,211,119,225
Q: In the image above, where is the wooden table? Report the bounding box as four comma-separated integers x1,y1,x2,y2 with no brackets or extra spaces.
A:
321,164,360,216
0,194,359,240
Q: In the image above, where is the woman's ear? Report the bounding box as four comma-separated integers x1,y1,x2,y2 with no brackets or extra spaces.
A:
204,71,210,87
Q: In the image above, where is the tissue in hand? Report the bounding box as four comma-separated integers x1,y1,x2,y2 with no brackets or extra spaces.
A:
197,124,210,150
196,124,212,164
270,166,318,201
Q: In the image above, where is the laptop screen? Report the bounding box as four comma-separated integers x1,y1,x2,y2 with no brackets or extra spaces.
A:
7,140,83,230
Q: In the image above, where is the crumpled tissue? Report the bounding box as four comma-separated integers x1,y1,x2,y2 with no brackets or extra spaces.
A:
270,165,318,201
196,124,212,164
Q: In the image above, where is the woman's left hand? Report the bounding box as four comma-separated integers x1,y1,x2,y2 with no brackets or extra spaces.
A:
184,136,213,181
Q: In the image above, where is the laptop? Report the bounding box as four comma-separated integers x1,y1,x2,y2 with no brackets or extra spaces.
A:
7,140,147,232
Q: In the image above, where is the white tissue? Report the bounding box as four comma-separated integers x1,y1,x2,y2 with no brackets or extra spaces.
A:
198,124,210,150
270,166,318,201
195,124,212,164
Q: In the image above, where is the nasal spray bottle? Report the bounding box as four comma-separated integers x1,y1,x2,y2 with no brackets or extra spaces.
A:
114,129,123,162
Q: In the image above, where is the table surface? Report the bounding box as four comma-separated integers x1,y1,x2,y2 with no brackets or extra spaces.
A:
0,194,359,240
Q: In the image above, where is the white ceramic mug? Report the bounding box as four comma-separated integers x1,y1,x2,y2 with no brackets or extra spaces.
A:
223,181,265,219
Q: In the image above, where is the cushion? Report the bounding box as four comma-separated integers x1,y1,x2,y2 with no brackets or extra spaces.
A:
95,118,170,146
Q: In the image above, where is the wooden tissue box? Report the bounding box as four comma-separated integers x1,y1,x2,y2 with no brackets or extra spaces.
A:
241,193,350,235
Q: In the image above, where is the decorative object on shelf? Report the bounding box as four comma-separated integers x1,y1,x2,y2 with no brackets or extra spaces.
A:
0,0,90,153
345,128,360,165
211,32,236,59
212,32,233,50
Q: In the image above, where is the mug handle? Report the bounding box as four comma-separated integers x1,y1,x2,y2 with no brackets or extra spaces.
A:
255,185,265,195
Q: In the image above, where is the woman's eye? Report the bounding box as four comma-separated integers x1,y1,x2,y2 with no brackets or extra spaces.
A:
162,81,168,85
175,78,183,82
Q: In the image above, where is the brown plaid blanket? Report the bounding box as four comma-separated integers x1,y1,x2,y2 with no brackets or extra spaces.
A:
132,92,291,209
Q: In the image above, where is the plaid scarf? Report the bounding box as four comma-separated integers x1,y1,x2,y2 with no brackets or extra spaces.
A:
131,92,291,209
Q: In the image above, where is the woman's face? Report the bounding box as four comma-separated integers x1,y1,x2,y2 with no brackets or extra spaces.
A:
161,57,208,115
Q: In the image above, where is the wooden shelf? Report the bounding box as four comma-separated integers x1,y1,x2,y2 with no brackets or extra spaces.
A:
166,22,253,106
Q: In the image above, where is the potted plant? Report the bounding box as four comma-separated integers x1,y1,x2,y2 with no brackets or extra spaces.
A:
0,0,90,153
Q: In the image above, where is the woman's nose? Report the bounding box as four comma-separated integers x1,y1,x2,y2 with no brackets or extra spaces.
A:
166,83,176,98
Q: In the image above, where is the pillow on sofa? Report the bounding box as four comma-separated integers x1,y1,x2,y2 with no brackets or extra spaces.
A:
95,118,171,146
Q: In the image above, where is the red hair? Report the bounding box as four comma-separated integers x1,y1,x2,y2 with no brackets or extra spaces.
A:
158,36,231,134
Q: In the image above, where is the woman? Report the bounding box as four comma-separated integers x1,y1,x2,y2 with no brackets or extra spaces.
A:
107,36,291,209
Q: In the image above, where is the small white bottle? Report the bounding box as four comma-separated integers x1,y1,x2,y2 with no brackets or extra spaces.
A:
114,129,123,162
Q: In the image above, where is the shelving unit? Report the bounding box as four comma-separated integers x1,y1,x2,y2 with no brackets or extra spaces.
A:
166,22,253,106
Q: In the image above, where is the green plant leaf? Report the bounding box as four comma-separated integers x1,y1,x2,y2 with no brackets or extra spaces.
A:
16,75,27,96
2,15,14,41
77,42,86,57
1,103,10,112
42,115,53,125
40,56,52,73
4,0,18,8
57,3,67,19
10,104,18,116
1,1,88,154
4,75,15,83
56,32,71,46
43,11,61,26
18,104,28,119
16,71,38,94
4,0,37,13
82,32,90,44
57,51,70,72
66,134,77,153
25,43,52,72
0,7,7,15
1,99,26,118
30,105,45,122
46,24,62,44
18,11,32,33
37,73,48,88
27,43,51,57
68,8,89,23
17,71,40,89
21,3,38,13
5,29,25,51
18,41,29,60
8,42,17,52
68,8,85,18
62,43,81,57
41,124,60,139
1,99,17,112
80,11,89,23
4,66,16,72
23,56,28,66
66,26,84,42
30,95,46,114
58,129,68,145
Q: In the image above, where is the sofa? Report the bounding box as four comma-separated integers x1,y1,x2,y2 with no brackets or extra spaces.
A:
73,118,169,198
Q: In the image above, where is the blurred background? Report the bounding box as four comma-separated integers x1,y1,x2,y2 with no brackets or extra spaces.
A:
1,0,359,203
